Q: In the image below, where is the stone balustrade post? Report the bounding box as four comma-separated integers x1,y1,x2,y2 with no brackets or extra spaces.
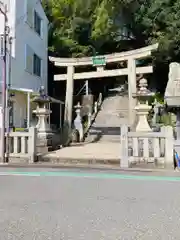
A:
164,126,174,168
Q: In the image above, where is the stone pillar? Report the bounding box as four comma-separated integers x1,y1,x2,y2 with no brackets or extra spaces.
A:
63,65,74,145
64,66,74,125
128,58,137,127
175,109,180,156
27,92,31,128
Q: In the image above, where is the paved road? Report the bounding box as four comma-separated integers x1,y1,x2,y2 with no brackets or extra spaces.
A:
0,168,180,239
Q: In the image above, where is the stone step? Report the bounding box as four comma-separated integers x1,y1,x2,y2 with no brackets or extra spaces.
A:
89,126,121,134
85,93,129,143
99,135,121,143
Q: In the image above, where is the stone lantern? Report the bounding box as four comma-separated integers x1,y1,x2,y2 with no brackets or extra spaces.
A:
73,102,83,142
32,86,53,153
135,78,154,132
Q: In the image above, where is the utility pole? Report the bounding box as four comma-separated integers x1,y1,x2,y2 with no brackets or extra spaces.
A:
5,35,12,162
0,3,8,163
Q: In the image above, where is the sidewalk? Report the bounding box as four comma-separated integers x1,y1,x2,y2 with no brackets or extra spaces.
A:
41,142,121,165
0,142,175,172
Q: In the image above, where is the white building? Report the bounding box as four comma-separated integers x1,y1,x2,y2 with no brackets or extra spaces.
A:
0,0,48,128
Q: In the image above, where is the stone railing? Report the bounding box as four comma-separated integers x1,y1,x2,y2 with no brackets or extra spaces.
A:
4,127,37,163
120,125,174,168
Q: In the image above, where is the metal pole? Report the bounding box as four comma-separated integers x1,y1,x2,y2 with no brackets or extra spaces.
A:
27,92,30,128
48,102,50,127
0,4,7,163
5,35,11,162
60,104,62,129
85,80,88,95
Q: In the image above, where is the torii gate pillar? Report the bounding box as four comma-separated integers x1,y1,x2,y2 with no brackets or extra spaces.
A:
128,58,137,126
63,65,74,144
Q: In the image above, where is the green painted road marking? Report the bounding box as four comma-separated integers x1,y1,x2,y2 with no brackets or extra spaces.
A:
0,170,180,182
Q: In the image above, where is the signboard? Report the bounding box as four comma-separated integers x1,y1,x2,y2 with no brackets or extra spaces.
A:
92,56,106,66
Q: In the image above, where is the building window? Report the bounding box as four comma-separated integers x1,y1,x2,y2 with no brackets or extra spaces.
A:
33,54,41,77
25,44,33,74
26,1,33,27
34,10,42,36
25,44,42,77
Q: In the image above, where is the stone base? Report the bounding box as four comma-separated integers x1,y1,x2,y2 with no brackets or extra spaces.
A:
36,146,53,155
135,104,152,132
36,132,54,154
36,131,61,155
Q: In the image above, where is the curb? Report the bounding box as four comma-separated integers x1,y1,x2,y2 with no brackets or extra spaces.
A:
0,161,175,174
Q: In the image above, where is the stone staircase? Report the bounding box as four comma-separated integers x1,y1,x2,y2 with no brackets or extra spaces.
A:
86,89,129,143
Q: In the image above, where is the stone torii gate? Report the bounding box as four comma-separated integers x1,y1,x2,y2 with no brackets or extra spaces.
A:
50,43,158,133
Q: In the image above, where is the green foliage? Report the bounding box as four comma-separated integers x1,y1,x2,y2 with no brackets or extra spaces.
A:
130,0,180,62
42,0,132,57
158,113,173,126
43,0,180,63
154,93,164,104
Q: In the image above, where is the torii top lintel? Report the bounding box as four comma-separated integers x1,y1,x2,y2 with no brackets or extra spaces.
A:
49,44,158,67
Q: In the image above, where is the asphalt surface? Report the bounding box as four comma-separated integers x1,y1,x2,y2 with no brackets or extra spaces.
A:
0,168,180,239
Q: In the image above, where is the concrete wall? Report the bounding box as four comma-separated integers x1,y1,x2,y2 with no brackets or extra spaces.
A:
0,0,48,91
0,0,48,127
12,0,48,91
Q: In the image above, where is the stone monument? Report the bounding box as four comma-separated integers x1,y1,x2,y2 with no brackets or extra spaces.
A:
165,62,180,154
135,78,154,131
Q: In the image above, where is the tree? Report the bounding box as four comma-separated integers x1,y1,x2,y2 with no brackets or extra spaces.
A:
128,0,180,63
43,0,180,62
42,0,134,57
107,0,180,92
